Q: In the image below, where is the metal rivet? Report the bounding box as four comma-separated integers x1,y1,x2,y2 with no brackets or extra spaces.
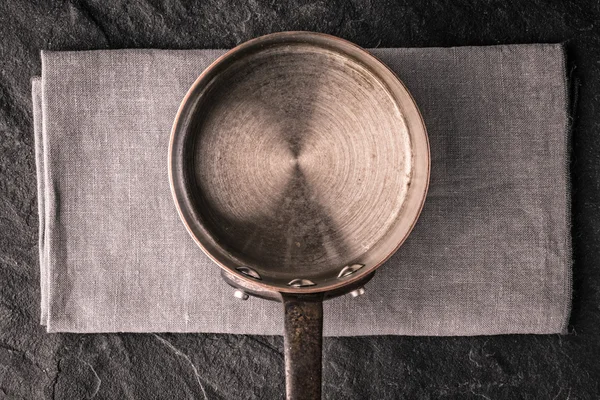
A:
349,287,365,298
337,264,365,278
287,278,316,288
236,266,262,280
233,289,249,300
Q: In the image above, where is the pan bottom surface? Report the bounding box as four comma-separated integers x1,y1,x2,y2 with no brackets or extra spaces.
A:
190,43,413,280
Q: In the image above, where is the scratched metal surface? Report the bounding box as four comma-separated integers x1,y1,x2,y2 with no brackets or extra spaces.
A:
188,43,412,278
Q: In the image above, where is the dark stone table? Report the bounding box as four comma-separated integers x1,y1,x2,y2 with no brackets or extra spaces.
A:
0,1,599,398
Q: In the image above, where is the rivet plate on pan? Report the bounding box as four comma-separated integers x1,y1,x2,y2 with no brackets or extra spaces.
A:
337,264,365,278
287,278,316,287
236,266,262,280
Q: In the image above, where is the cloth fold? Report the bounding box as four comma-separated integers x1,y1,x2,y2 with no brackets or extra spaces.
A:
34,45,571,335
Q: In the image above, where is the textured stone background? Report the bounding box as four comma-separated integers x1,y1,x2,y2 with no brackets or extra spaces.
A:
1,1,599,399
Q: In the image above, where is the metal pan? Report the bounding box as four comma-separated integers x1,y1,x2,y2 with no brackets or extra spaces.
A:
169,31,430,399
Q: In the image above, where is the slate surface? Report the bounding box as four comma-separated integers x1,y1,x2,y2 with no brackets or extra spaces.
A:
0,1,599,399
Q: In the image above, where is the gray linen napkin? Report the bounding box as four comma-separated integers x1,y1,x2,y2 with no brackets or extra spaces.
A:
33,45,571,335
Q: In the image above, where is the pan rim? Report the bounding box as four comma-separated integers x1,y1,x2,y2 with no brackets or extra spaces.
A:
168,31,430,294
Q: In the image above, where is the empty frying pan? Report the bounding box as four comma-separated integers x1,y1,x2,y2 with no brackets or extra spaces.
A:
169,31,430,400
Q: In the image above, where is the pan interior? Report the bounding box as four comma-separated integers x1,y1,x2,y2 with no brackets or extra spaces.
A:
188,43,413,283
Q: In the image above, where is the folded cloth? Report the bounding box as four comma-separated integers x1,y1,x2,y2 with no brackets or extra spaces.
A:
33,44,571,335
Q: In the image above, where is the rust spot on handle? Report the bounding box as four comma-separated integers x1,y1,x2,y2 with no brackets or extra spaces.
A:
283,295,324,400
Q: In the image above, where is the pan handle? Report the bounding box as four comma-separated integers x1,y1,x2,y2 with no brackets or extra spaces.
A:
282,295,324,400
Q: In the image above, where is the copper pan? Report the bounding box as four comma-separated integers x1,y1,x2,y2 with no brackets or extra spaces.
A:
169,31,430,400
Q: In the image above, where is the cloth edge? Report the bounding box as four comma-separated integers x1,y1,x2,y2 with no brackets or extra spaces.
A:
560,43,574,335
32,77,48,326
